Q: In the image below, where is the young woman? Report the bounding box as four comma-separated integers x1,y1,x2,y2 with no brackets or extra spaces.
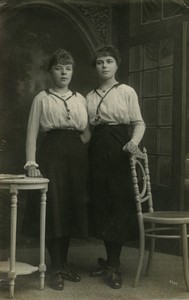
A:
24,48,90,290
86,45,145,289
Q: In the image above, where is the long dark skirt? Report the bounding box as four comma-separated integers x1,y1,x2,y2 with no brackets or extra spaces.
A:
88,124,138,242
22,129,88,240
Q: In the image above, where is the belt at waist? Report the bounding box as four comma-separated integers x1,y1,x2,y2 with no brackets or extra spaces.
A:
47,128,82,135
94,123,130,128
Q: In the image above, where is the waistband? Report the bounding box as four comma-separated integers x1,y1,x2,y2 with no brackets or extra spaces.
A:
95,123,130,128
47,128,82,135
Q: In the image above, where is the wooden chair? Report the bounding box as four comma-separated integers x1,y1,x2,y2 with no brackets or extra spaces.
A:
130,147,189,291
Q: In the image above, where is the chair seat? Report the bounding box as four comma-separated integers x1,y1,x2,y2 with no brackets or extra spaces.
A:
143,211,189,224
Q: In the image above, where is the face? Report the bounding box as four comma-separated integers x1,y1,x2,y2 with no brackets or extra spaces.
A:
50,63,73,88
95,55,118,80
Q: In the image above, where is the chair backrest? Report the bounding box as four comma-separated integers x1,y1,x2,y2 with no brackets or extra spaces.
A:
130,147,154,214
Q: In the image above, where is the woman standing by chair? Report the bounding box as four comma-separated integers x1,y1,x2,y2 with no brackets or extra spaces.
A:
24,48,90,290
86,45,145,289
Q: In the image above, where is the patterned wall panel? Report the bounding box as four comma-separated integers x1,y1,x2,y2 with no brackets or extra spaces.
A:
74,4,112,46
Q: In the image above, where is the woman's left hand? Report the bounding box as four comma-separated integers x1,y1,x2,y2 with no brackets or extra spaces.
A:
80,134,88,144
80,123,91,144
122,141,144,158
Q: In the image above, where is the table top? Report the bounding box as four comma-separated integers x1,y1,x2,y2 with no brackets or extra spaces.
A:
0,177,49,191
0,177,49,184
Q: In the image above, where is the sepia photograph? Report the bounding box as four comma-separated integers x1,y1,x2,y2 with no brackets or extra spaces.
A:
0,0,188,299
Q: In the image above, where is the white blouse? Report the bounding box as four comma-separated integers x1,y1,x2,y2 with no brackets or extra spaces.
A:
86,83,145,145
26,89,88,163
28,89,88,132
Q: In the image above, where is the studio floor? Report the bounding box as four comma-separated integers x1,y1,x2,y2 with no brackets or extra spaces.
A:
0,239,188,300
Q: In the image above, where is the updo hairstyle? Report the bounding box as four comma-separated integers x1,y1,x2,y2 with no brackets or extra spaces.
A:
92,45,121,67
48,48,75,71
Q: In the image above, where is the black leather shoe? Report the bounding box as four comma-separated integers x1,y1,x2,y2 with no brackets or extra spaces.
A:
61,263,81,282
90,258,107,277
49,270,64,290
106,267,122,289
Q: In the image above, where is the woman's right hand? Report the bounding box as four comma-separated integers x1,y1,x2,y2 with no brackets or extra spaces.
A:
26,166,42,178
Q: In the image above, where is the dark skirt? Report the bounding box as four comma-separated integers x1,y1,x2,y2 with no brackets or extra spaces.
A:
88,124,138,242
22,129,89,240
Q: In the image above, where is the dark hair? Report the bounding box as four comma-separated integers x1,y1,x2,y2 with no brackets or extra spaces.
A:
48,48,75,71
92,45,121,67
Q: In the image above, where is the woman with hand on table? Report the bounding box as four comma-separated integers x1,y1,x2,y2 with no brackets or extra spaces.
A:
24,48,90,291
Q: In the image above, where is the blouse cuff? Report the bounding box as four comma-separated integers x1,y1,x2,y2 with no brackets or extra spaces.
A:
24,161,39,169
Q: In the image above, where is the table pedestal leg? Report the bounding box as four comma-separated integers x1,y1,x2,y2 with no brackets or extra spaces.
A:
9,185,18,298
39,188,47,290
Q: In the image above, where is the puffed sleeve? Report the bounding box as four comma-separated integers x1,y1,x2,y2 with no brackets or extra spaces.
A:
25,93,42,163
127,87,146,145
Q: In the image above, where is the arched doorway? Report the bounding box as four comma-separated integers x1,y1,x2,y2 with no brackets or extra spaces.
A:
0,2,97,172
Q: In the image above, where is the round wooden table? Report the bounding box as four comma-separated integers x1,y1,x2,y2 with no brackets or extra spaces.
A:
0,177,49,298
